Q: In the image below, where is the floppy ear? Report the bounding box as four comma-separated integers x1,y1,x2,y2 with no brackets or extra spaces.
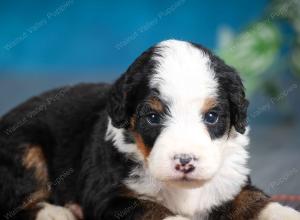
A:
107,46,158,129
213,59,249,134
190,42,248,134
106,74,130,128
107,70,150,129
227,70,249,134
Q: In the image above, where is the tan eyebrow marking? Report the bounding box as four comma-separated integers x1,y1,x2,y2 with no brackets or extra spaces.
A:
132,132,151,159
148,97,164,112
202,98,218,113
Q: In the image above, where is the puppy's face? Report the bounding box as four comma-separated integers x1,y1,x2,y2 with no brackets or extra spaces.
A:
107,40,248,188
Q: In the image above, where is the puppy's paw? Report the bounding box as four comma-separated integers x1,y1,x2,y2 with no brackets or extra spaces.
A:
258,202,300,220
36,202,77,220
163,215,190,220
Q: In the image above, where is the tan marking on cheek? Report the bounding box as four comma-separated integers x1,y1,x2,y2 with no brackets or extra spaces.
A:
148,97,164,112
23,145,48,184
133,132,150,158
202,98,217,113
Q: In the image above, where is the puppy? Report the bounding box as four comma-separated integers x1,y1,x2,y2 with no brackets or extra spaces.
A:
0,39,299,220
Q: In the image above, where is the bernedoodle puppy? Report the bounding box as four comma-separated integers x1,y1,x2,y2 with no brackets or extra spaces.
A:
0,39,299,220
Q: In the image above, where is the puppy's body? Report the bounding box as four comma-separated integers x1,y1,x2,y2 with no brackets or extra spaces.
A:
0,40,299,220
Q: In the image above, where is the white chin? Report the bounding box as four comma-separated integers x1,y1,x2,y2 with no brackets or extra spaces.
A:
164,178,207,189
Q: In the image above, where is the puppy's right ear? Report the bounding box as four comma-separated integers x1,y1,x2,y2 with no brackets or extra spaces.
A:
107,46,158,128
107,74,130,128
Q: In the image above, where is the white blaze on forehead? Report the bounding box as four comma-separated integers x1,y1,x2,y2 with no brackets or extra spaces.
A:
147,39,223,188
150,39,218,101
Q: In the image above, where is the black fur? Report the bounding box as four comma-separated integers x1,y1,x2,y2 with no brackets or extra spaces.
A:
0,83,121,219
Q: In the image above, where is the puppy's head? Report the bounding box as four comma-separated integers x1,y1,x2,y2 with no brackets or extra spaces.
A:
107,39,249,189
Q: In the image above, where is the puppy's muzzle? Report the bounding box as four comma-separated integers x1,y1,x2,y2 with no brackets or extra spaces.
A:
173,154,198,174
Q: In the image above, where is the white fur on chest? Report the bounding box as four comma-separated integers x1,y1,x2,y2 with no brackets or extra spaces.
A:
124,167,203,216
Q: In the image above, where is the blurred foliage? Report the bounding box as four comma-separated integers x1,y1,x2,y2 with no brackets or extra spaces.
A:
217,0,300,98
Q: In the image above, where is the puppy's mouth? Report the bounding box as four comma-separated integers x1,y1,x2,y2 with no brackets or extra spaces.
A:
164,176,207,189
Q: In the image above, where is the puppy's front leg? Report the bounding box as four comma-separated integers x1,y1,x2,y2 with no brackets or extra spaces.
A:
258,202,300,220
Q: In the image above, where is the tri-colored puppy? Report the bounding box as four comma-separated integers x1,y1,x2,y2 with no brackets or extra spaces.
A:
0,39,299,220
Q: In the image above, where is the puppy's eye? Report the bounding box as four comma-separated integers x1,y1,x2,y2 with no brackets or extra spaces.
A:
146,113,161,125
204,111,219,124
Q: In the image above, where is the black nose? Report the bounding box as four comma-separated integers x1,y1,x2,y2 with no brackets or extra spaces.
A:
174,154,193,165
179,155,192,165
174,154,195,174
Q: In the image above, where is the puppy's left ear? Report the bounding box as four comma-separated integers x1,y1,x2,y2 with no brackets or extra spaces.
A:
214,61,249,134
227,70,249,134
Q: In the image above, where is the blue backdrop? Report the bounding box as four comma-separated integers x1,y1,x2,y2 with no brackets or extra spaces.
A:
0,0,267,79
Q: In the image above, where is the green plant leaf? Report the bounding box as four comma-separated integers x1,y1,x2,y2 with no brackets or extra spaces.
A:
217,22,281,96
